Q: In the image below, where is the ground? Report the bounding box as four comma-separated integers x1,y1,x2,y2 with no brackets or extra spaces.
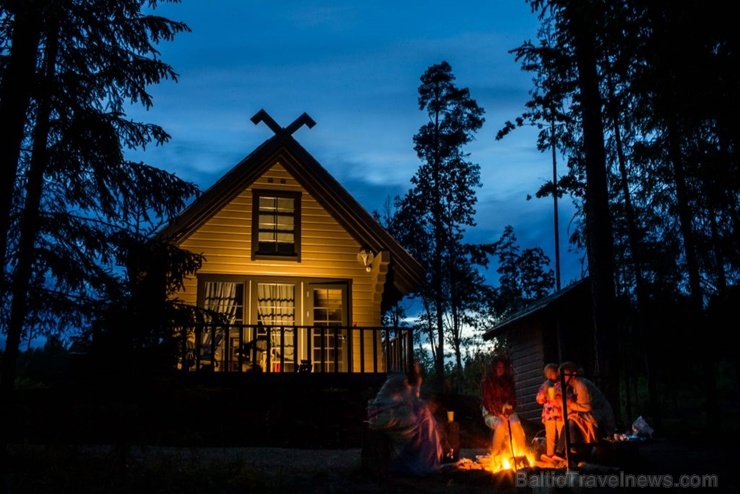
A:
5,391,736,493
7,437,728,494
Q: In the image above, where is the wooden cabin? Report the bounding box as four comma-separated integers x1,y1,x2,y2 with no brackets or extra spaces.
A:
157,110,423,376
482,278,594,422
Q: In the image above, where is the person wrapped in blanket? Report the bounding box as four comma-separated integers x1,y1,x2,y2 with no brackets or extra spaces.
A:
480,354,527,458
366,362,443,475
558,361,616,448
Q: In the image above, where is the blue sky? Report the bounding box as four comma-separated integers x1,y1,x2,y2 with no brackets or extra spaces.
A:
127,0,585,287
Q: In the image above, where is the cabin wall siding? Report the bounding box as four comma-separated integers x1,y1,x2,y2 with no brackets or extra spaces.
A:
503,320,547,425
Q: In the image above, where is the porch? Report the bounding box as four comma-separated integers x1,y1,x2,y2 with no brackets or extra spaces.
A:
176,324,414,375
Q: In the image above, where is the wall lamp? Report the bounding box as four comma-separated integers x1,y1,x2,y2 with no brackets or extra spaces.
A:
356,246,375,272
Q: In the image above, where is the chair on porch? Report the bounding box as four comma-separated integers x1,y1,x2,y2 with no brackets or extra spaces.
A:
198,331,224,371
238,337,268,372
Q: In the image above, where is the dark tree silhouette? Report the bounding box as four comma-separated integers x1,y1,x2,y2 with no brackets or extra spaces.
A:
490,225,554,319
0,1,199,464
512,0,740,431
390,61,485,390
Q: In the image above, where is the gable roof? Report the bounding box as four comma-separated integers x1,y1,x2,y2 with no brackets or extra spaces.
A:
156,119,424,298
482,277,590,340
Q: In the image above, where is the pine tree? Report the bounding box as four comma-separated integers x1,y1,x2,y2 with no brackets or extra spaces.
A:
391,61,485,389
491,225,554,318
0,1,196,392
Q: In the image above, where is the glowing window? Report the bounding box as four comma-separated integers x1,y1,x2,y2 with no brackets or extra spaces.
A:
252,190,301,259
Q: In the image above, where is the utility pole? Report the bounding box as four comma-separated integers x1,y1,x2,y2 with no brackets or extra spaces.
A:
551,117,561,291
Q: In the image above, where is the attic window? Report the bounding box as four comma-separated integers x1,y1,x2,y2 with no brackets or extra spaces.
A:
252,190,301,260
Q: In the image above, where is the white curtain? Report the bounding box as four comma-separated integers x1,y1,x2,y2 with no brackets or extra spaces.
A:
257,283,295,361
204,282,239,323
202,281,240,352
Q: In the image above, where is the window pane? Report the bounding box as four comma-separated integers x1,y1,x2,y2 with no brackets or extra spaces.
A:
276,215,294,229
259,197,276,210
259,214,277,229
204,281,244,324
314,288,343,325
257,283,295,324
276,197,294,212
256,193,296,256
258,283,296,365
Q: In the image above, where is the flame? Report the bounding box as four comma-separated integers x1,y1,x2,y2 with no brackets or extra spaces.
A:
483,442,536,474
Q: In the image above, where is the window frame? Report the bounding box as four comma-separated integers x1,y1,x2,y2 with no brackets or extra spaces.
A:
251,189,302,261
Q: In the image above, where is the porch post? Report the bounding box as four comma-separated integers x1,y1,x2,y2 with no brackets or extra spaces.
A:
406,326,413,372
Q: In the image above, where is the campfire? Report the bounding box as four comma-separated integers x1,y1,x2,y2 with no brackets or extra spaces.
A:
477,444,536,474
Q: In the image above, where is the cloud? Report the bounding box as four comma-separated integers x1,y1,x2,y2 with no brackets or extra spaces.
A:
126,1,584,285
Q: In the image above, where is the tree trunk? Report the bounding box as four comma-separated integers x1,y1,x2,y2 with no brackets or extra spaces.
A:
0,13,58,464
0,3,43,266
564,0,621,421
0,1,59,394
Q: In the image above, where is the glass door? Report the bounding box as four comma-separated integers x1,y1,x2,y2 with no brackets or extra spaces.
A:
256,282,296,371
201,281,244,371
311,285,348,372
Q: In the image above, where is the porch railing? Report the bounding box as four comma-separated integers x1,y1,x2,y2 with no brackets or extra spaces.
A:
175,324,414,375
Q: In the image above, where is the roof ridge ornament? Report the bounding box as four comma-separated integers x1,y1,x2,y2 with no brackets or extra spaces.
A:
251,109,316,136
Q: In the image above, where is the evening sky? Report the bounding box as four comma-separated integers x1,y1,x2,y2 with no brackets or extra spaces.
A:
126,0,585,287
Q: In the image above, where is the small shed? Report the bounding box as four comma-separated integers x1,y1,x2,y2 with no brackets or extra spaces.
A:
482,278,594,423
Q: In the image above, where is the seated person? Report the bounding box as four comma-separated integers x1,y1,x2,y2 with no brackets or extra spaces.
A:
480,355,527,458
366,363,442,476
559,361,616,448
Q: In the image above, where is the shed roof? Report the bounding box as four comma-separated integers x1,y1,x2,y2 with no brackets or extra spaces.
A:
482,277,590,340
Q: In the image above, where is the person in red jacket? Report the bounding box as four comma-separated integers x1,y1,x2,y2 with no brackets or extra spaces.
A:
481,355,527,459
